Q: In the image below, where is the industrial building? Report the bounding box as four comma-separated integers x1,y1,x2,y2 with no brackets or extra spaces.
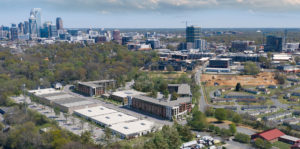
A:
77,80,116,96
90,112,138,127
74,106,117,120
109,120,155,139
28,88,99,113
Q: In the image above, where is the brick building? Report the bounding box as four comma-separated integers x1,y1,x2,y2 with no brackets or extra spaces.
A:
77,80,115,96
128,84,192,120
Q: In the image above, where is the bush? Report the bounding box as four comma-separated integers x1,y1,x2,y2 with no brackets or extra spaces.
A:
234,133,250,143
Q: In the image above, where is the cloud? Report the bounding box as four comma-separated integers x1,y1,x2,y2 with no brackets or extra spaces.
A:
2,0,300,13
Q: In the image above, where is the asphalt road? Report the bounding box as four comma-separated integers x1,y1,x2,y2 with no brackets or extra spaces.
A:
195,64,209,112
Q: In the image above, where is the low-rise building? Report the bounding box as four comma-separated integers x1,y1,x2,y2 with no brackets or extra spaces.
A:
278,135,300,145
110,90,145,105
90,112,138,127
251,129,285,143
77,80,116,96
74,106,117,120
263,112,292,121
109,120,155,139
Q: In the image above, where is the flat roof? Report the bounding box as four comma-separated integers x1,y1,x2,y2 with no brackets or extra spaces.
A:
109,120,154,136
29,88,61,95
53,97,84,105
91,112,138,126
78,80,115,88
61,100,96,108
133,95,191,107
280,135,300,142
74,106,117,117
45,94,74,101
111,90,145,98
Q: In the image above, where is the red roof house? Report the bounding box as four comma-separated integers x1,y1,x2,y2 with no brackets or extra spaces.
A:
251,129,285,142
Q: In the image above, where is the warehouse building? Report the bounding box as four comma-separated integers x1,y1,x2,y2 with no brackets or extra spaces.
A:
77,80,116,96
90,112,138,127
109,120,155,139
74,106,117,120
28,88,99,113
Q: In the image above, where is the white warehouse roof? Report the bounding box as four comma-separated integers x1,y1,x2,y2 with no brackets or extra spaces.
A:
91,112,138,126
74,106,117,117
109,119,154,136
29,88,61,95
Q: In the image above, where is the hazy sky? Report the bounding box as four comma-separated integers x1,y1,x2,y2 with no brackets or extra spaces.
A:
1,0,300,28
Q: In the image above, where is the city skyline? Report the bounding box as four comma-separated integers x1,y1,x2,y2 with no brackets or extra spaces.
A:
2,0,300,28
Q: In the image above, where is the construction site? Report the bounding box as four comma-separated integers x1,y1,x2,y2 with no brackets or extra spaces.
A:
201,72,278,86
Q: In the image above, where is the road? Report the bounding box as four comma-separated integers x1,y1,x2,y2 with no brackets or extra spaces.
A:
195,63,209,112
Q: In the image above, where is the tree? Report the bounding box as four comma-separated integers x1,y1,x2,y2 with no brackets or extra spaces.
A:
176,125,194,142
215,108,227,122
254,138,272,149
214,126,221,135
275,72,285,84
188,111,208,131
232,114,242,124
80,131,93,145
229,123,237,135
208,125,215,132
171,92,179,101
63,113,69,124
235,83,242,91
161,126,181,149
234,133,250,143
153,132,169,149
54,107,60,117
103,127,112,145
244,61,260,75
166,65,174,72
205,106,215,117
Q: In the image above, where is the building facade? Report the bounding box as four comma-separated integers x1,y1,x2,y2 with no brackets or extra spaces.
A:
77,80,116,96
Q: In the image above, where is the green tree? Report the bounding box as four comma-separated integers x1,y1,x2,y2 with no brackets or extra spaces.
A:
171,92,179,101
153,132,169,149
234,133,250,143
254,138,272,149
176,125,194,142
188,111,208,131
161,125,181,149
232,114,242,124
214,126,221,135
244,61,260,75
215,108,227,122
80,131,93,145
235,83,242,91
229,123,237,135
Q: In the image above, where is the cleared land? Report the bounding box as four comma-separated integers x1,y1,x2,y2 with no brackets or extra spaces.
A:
201,72,277,86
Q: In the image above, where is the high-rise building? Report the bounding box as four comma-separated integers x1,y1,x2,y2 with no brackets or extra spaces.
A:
122,36,133,45
10,24,18,41
146,39,160,49
24,21,29,34
231,40,251,52
29,15,38,38
18,22,24,35
186,26,201,43
56,17,63,30
50,25,58,37
264,35,283,52
194,39,207,51
30,8,42,36
112,30,121,41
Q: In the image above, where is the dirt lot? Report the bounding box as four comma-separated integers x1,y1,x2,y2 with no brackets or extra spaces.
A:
201,72,278,86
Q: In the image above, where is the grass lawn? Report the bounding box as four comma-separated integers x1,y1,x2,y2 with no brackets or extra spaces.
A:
272,141,291,149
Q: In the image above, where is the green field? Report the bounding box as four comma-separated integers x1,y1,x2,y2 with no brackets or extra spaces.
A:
272,141,291,149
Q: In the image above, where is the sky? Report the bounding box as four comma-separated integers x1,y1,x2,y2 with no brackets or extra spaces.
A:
1,0,300,28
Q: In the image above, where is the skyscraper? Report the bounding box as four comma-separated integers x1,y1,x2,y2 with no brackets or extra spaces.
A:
113,30,121,41
24,21,29,34
264,35,283,52
56,17,63,30
50,25,58,37
18,22,24,35
30,8,42,36
10,24,18,41
186,26,201,43
29,15,38,38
